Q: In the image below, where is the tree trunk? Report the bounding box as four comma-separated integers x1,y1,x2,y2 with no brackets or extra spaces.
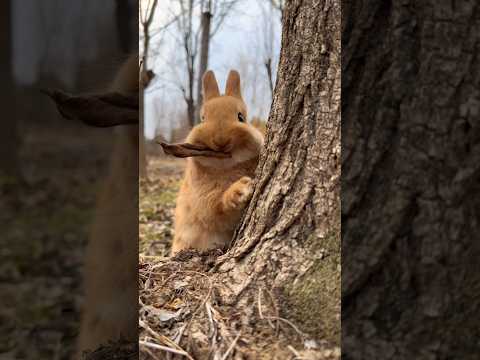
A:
185,62,195,128
142,1,340,358
0,0,19,179
181,0,340,355
182,0,196,128
195,10,212,124
342,1,480,358
222,0,340,341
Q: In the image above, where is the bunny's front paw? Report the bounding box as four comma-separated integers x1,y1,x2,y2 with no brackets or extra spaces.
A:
223,176,253,211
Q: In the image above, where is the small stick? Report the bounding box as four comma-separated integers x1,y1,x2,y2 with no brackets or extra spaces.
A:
143,347,162,360
206,301,215,337
257,288,264,319
265,288,280,334
139,340,194,360
257,288,275,329
287,345,303,359
220,333,241,360
264,316,305,339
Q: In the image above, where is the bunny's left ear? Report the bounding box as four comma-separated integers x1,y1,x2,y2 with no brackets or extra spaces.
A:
225,70,242,99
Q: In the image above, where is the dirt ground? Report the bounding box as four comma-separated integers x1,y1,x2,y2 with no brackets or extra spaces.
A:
139,156,340,360
1,123,113,359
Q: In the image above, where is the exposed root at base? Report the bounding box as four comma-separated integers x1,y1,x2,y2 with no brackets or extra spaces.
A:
139,252,340,360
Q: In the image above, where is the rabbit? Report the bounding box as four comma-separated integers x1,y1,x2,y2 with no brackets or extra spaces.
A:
75,55,139,358
160,70,264,255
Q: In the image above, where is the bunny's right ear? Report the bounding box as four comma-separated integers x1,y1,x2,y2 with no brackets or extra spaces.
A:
225,70,242,99
203,71,220,102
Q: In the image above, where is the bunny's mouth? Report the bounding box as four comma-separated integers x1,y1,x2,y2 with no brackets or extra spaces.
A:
158,141,231,158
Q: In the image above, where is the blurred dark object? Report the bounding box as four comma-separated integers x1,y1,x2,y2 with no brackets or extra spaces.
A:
44,89,139,127
0,0,19,179
0,1,138,359
83,339,137,360
342,1,480,359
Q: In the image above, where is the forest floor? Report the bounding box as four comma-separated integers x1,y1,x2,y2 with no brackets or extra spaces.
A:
139,156,340,360
139,157,185,259
1,123,113,359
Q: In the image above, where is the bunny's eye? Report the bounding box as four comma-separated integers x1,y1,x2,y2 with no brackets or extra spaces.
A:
238,113,245,123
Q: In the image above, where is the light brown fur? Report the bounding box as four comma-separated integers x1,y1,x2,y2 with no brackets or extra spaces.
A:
171,70,264,254
75,55,139,358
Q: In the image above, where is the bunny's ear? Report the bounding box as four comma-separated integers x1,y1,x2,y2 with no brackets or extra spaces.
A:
225,70,242,99
203,71,220,101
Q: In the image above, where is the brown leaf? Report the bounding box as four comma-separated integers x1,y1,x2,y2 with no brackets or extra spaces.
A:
43,89,138,127
158,141,231,158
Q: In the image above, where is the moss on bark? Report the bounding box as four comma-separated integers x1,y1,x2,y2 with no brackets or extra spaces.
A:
283,232,340,345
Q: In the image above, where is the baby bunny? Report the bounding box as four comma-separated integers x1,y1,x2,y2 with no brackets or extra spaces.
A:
160,70,264,254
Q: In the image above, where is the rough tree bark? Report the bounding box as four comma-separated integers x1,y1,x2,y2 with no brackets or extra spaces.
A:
216,0,341,346
342,1,480,358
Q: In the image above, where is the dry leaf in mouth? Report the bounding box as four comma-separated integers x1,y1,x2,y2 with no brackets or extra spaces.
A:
158,141,231,158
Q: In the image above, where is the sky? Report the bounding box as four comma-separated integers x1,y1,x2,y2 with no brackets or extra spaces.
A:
141,0,282,139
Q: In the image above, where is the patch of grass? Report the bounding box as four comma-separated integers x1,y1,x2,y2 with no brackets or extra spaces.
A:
140,163,183,257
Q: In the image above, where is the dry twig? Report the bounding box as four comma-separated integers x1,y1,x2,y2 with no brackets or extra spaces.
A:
139,340,194,360
220,333,241,360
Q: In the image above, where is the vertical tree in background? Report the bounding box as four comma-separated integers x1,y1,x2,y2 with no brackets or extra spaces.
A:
258,0,278,99
173,0,237,127
194,0,212,122
178,0,196,127
139,0,158,177
0,0,19,179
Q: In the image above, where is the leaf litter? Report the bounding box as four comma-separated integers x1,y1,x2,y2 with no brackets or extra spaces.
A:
139,157,340,360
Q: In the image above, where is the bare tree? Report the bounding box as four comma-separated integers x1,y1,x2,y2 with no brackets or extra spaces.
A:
139,0,159,177
172,0,237,127
140,0,158,72
194,0,212,122
175,0,197,128
258,0,280,100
